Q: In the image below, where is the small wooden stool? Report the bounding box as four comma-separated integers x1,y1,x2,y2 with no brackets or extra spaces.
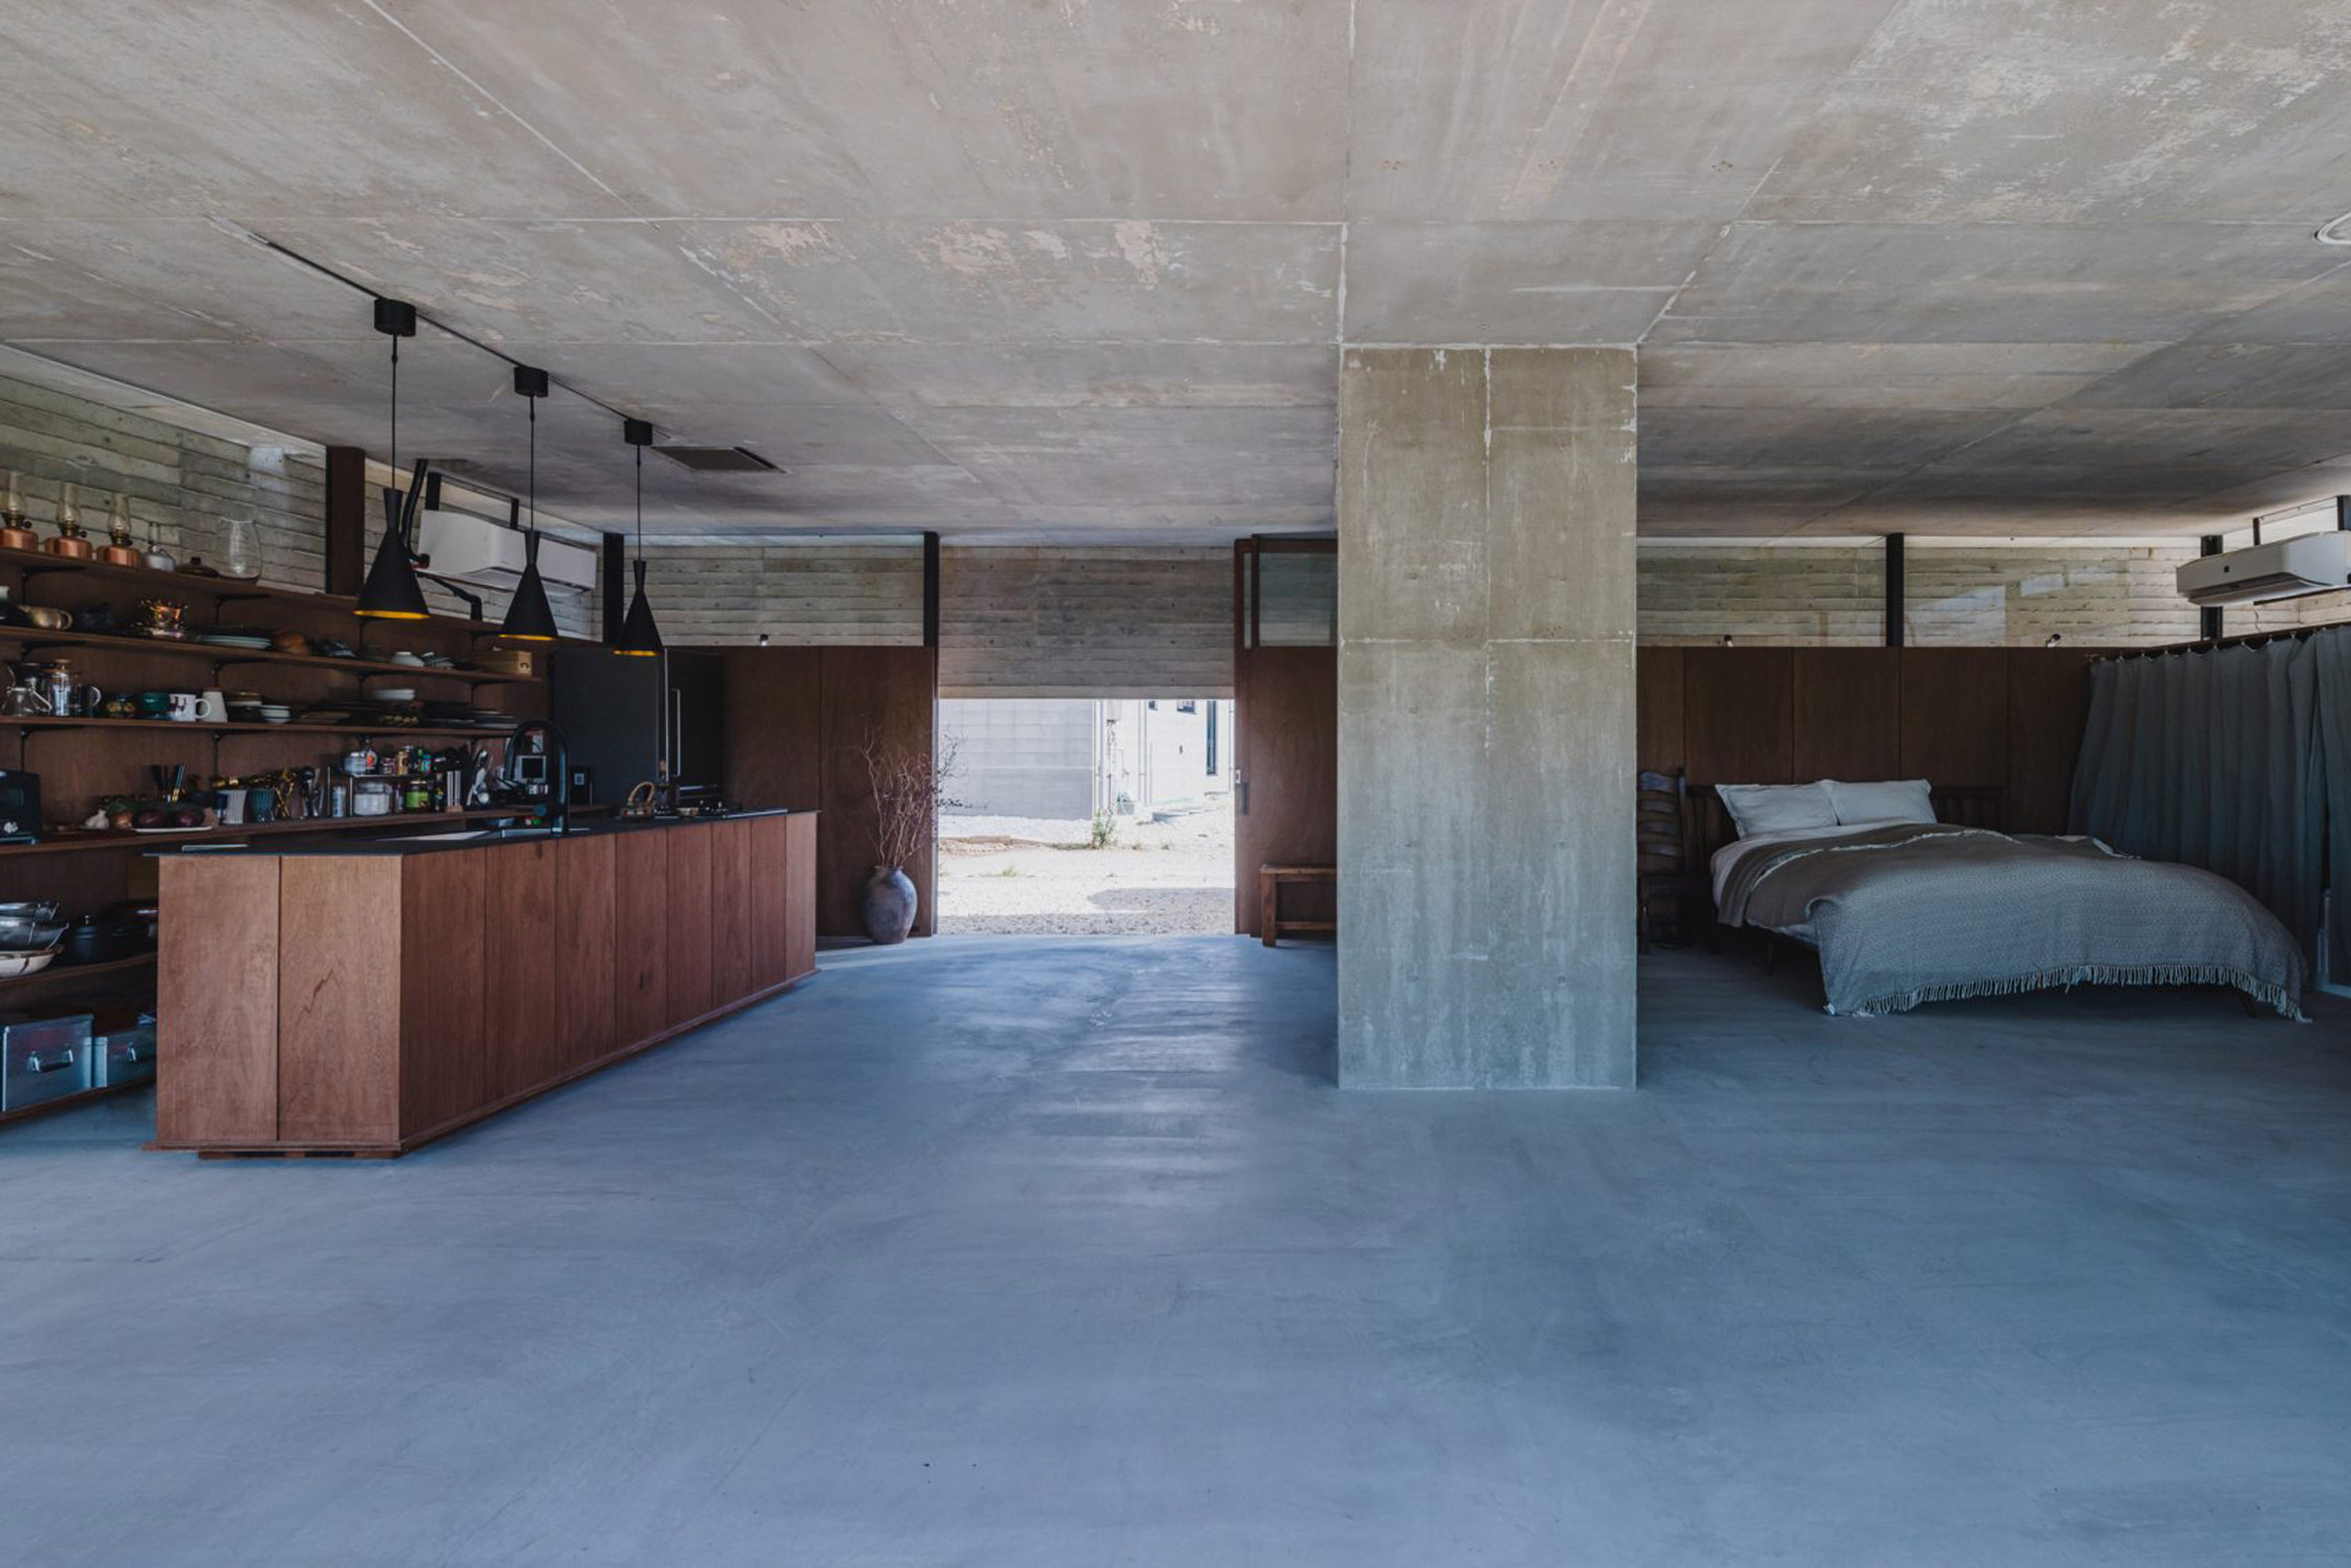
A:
1259,863,1337,947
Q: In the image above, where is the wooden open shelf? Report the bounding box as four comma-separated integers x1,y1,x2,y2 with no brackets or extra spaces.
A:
11,715,521,740
0,543,512,637
0,950,155,994
0,1079,148,1127
0,539,582,1107
0,624,542,684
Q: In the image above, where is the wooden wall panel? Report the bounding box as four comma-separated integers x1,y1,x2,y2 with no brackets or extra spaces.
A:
401,851,484,1136
1644,645,2106,837
817,645,939,939
665,823,716,1025
1899,649,2010,786
1682,647,1793,784
276,858,401,1145
556,833,618,1070
1234,644,1337,936
1635,646,1686,776
1791,648,1901,782
717,644,937,941
482,841,560,1102
749,814,789,988
613,829,669,1046
785,811,818,981
2006,647,2097,834
721,646,823,812
712,818,757,1002
156,856,279,1145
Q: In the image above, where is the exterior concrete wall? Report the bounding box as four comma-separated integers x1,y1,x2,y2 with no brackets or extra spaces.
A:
939,698,1097,819
942,697,1231,820
1338,347,1637,1090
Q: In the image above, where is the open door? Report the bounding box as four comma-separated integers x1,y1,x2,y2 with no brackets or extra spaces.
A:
1233,540,1337,937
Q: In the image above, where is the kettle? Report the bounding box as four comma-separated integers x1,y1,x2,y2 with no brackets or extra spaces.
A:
0,667,50,718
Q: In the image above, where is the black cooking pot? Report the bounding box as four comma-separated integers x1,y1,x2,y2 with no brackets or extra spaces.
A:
66,914,146,965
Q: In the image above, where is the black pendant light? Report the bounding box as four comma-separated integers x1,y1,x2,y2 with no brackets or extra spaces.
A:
612,418,663,657
355,298,432,620
499,365,560,641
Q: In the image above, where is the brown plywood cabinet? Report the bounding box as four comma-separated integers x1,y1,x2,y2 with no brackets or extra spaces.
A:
154,813,818,1156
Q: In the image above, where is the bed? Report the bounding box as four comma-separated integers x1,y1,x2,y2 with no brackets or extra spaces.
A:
1698,781,2306,1019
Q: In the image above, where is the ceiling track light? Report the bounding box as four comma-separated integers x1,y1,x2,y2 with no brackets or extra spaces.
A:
612,417,663,658
355,298,432,620
498,364,560,642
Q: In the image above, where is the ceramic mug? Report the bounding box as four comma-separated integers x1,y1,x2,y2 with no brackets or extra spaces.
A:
167,691,199,722
196,688,227,723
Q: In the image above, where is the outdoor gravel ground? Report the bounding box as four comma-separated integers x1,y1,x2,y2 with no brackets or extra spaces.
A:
937,805,1234,935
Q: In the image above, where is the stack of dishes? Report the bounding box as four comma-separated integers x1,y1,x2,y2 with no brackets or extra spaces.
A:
0,904,67,978
197,625,273,651
255,704,292,726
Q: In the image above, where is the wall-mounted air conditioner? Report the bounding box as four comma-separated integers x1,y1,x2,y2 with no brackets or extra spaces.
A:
411,506,597,594
2177,531,2351,608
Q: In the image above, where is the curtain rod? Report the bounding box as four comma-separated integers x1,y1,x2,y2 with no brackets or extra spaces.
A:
2091,616,2351,663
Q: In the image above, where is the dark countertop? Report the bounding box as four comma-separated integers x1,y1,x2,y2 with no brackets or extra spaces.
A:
153,807,804,857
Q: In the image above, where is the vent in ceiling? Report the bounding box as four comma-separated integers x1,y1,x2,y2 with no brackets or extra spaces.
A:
653,444,782,473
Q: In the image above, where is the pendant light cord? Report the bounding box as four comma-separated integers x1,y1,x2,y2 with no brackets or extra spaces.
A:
526,392,536,535
634,441,643,562
388,335,400,486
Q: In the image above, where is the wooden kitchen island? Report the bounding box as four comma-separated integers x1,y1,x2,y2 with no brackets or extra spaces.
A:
150,811,817,1157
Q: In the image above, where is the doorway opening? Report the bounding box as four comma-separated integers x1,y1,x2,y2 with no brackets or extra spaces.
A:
936,698,1236,935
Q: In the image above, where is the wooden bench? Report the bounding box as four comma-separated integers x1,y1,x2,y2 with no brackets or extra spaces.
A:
1259,863,1337,947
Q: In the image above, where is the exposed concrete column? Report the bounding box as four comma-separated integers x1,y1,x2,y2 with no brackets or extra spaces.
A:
1336,348,1637,1089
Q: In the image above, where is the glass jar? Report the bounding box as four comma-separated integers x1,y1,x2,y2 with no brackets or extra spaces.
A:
220,516,261,579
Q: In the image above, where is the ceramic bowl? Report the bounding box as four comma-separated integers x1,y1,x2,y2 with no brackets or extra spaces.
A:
0,949,58,978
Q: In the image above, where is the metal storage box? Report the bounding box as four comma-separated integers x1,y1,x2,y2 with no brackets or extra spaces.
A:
1,1012,93,1112
91,1024,157,1089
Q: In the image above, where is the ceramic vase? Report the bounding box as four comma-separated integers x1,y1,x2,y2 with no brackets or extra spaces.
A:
860,865,918,945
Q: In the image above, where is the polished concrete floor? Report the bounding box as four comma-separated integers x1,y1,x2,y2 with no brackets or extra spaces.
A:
6,938,2349,1566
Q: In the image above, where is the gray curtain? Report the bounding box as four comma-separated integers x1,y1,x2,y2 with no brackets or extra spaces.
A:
2071,633,2330,962
2312,630,2351,981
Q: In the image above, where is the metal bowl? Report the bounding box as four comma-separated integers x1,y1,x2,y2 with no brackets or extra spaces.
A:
0,900,60,922
0,921,69,951
0,950,57,979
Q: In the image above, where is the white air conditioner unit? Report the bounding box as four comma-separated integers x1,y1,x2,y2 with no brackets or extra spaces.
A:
411,506,597,594
2177,531,2351,608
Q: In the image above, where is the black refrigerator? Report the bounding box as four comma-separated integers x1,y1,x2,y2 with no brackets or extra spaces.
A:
550,648,725,805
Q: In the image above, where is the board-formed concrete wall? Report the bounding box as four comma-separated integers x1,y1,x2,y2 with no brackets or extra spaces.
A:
0,371,596,635
1638,542,2349,645
1338,347,1637,1090
939,547,1231,698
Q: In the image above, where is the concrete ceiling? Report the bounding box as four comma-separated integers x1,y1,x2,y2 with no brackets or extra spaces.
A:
3,0,2350,543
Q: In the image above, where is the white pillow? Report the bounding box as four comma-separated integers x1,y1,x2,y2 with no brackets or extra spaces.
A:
1716,783,1837,840
1824,778,1936,826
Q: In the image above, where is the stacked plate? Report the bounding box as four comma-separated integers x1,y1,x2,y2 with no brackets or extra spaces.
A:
198,625,274,651
0,912,66,978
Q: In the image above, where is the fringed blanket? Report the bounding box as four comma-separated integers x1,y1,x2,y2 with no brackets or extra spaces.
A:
1716,823,2307,1019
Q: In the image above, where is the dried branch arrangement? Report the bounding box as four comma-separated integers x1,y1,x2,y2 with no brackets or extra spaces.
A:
853,728,965,872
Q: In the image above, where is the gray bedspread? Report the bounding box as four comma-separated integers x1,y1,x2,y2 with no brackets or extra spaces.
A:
1717,823,2306,1018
